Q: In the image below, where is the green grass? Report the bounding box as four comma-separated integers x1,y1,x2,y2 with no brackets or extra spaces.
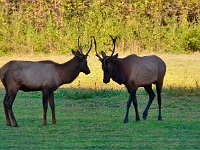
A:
0,54,199,149
0,88,199,149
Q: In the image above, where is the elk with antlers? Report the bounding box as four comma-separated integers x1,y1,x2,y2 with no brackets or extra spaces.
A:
94,35,166,123
0,37,92,127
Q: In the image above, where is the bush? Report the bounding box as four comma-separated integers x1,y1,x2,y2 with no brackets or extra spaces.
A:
0,0,199,55
183,27,200,52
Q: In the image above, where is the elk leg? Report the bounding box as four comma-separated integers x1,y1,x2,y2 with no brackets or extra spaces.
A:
124,96,132,123
5,92,18,127
3,103,11,126
156,83,163,121
124,89,140,123
3,102,11,126
3,92,11,126
143,85,155,120
42,91,49,126
131,90,140,122
8,103,18,127
48,92,56,124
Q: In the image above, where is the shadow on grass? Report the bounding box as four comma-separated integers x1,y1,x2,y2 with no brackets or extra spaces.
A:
163,85,200,97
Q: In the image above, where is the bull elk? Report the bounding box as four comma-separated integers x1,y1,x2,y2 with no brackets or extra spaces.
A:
0,37,92,127
94,35,166,123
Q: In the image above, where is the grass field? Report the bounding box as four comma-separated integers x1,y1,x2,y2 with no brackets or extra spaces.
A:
0,53,199,149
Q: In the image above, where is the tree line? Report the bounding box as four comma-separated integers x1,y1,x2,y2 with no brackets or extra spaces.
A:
0,0,199,55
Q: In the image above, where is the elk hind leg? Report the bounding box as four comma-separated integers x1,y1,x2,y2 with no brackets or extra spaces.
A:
3,93,11,126
143,85,155,120
4,91,18,127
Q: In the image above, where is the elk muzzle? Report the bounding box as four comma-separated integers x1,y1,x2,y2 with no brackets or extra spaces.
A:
84,68,90,75
103,78,110,84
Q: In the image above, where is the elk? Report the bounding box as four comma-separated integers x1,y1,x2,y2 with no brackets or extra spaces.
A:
94,36,166,123
0,37,92,127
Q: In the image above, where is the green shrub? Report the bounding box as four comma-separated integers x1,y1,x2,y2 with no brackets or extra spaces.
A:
0,0,199,55
183,27,200,52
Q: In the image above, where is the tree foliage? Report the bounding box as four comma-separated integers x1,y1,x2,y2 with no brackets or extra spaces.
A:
0,0,199,55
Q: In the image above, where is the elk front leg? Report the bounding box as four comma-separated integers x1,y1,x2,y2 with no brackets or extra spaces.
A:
132,91,140,122
124,96,132,123
48,92,56,124
42,91,49,126
124,89,140,123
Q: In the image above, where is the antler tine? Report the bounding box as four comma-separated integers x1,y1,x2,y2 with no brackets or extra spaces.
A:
92,36,102,60
78,36,83,54
109,35,117,57
86,38,92,56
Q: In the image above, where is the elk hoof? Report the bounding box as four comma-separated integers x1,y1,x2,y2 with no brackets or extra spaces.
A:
12,121,18,127
143,112,148,120
6,123,11,126
123,119,129,123
143,117,147,121
52,120,56,124
158,116,162,121
136,118,141,122
42,121,47,126
13,124,18,127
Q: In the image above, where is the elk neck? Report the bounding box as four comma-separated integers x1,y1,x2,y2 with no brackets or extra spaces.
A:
112,58,127,85
58,56,81,85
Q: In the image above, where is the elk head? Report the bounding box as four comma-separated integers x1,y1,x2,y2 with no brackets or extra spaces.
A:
93,35,118,83
72,36,92,75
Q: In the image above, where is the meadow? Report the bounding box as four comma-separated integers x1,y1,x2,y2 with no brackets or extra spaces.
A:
0,53,199,149
0,1,200,149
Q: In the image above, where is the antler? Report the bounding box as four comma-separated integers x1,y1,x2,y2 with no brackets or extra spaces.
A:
92,36,102,60
78,36,83,54
85,38,92,56
109,35,117,57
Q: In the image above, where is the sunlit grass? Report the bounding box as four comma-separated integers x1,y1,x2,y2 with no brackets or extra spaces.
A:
0,53,199,91
164,54,200,88
0,54,199,149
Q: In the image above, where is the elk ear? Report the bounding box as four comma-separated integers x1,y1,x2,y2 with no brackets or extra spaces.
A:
112,53,118,61
101,51,107,58
72,49,84,59
77,50,84,59
71,49,77,56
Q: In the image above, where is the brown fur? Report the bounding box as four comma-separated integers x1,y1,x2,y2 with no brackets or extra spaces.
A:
0,45,91,127
94,36,166,123
113,54,166,89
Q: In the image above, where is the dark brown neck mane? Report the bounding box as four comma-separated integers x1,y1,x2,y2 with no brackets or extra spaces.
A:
112,58,127,85
58,56,81,85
